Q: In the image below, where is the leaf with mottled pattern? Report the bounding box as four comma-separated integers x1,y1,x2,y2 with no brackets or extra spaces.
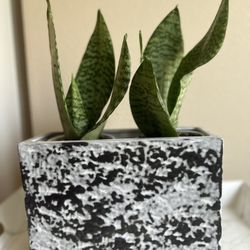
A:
170,73,193,127
75,10,115,128
46,0,78,139
168,0,229,114
129,59,177,137
144,7,184,104
91,35,131,131
66,76,89,137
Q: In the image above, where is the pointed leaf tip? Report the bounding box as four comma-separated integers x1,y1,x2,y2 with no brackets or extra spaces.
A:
75,8,115,128
90,33,131,131
167,0,229,114
46,0,52,15
46,0,78,139
143,7,183,103
168,6,180,18
139,31,143,63
97,9,104,23
173,6,179,13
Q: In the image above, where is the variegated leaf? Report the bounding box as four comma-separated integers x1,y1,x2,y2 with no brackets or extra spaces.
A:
168,0,229,114
46,0,77,139
66,77,89,137
75,10,115,128
82,122,106,140
129,59,177,137
144,7,184,104
170,73,193,127
91,35,131,131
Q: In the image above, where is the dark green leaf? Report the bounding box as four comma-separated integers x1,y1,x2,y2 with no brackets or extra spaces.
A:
168,0,229,114
139,31,143,63
66,76,89,137
129,59,177,137
75,10,115,127
46,0,78,139
144,7,184,103
91,35,131,131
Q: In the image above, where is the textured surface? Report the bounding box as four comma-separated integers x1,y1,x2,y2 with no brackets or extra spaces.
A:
21,0,250,184
3,182,250,250
19,134,222,250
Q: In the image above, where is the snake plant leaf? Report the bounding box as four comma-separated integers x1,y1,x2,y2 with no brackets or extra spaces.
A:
130,58,177,137
168,0,229,114
82,122,106,140
65,76,89,137
75,10,115,128
170,73,193,127
91,35,131,131
144,7,184,104
46,0,77,139
139,31,143,63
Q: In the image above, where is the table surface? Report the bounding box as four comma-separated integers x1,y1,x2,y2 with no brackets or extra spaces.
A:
0,181,249,250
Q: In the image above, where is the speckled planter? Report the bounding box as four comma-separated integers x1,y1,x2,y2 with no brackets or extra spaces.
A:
18,128,223,250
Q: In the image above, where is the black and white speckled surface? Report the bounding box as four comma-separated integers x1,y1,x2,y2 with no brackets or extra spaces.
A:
18,130,223,250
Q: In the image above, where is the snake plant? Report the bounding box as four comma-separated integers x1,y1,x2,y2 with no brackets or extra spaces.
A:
46,0,131,140
130,0,229,137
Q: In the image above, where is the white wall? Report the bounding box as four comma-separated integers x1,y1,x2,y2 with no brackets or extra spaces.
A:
0,0,24,201
21,0,250,183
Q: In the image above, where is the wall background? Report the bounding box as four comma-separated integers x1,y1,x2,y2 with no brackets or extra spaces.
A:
21,0,250,182
0,0,30,202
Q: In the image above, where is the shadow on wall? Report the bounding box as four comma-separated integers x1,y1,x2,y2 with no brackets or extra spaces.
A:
11,0,32,139
0,0,32,203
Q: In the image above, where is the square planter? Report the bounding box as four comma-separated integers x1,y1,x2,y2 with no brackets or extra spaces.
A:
18,128,223,250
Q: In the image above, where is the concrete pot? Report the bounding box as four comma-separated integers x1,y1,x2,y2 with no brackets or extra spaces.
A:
18,128,223,250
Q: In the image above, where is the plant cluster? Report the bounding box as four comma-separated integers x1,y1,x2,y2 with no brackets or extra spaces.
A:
46,0,130,140
46,0,228,139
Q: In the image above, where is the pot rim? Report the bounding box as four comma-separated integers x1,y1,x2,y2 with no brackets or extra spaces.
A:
19,127,222,145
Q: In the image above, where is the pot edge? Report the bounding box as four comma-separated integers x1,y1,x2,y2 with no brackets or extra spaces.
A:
18,127,222,145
